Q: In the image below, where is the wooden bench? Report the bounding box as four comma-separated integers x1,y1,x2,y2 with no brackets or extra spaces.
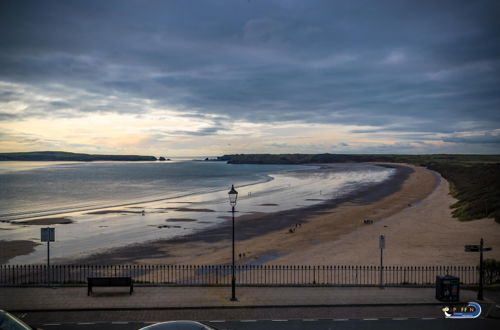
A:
87,277,133,296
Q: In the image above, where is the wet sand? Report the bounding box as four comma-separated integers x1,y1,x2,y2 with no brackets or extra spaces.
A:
0,240,40,264
166,218,197,222
86,210,143,215
68,164,417,264
13,217,74,225
174,208,215,212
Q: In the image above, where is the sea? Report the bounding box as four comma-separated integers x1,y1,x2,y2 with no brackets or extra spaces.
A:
0,160,395,264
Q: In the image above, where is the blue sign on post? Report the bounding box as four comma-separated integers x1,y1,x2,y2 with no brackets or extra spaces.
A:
379,235,385,287
41,227,55,242
41,227,55,286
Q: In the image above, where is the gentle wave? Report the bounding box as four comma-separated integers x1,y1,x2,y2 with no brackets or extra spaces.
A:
2,163,396,264
0,161,296,221
0,175,276,222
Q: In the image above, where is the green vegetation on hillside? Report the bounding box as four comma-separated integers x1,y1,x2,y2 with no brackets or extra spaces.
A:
218,153,500,222
426,162,500,222
0,151,157,162
217,153,500,165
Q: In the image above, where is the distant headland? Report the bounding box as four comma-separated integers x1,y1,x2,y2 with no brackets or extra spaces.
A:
0,151,158,162
216,153,500,165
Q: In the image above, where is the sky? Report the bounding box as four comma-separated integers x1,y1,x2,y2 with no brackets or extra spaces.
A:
0,0,499,157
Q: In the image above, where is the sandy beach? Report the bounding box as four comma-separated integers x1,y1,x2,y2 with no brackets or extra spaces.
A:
3,163,499,266
273,172,500,266
62,163,499,267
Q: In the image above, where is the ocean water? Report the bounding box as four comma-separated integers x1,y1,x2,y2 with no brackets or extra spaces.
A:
0,161,395,264
0,161,307,221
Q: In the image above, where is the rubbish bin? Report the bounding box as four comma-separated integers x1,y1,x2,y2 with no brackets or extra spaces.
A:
436,275,460,301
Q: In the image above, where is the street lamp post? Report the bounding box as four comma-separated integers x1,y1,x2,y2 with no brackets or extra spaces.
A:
228,184,238,301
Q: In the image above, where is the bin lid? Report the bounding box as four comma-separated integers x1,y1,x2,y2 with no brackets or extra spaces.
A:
437,275,459,280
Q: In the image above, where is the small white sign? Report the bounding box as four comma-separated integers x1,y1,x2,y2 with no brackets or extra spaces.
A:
41,227,55,242
379,235,385,249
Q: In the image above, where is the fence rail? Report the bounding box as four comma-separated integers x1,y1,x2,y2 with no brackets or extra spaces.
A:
0,264,481,287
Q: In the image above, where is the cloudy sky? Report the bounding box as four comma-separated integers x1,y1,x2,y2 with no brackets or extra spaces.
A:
1,0,499,156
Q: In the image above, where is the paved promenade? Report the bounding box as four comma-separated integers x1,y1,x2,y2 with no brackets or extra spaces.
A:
0,286,480,311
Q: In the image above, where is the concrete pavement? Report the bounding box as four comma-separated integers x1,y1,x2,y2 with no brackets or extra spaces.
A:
0,286,482,311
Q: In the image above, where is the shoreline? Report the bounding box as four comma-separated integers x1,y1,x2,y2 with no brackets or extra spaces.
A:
5,162,395,264
7,162,496,266
0,165,279,223
61,163,414,265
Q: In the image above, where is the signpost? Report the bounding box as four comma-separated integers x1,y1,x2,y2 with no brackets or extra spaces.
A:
41,228,55,287
379,235,385,288
464,245,480,252
464,238,492,300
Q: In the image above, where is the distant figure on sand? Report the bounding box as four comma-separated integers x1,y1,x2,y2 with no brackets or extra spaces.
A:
142,210,145,216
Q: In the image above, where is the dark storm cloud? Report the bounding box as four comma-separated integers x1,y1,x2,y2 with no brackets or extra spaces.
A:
0,112,20,120
163,125,226,137
0,0,499,145
442,132,500,144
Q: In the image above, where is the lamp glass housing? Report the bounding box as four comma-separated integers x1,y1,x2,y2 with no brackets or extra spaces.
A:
228,185,238,207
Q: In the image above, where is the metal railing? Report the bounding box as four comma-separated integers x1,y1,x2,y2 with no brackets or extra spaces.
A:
0,264,481,287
